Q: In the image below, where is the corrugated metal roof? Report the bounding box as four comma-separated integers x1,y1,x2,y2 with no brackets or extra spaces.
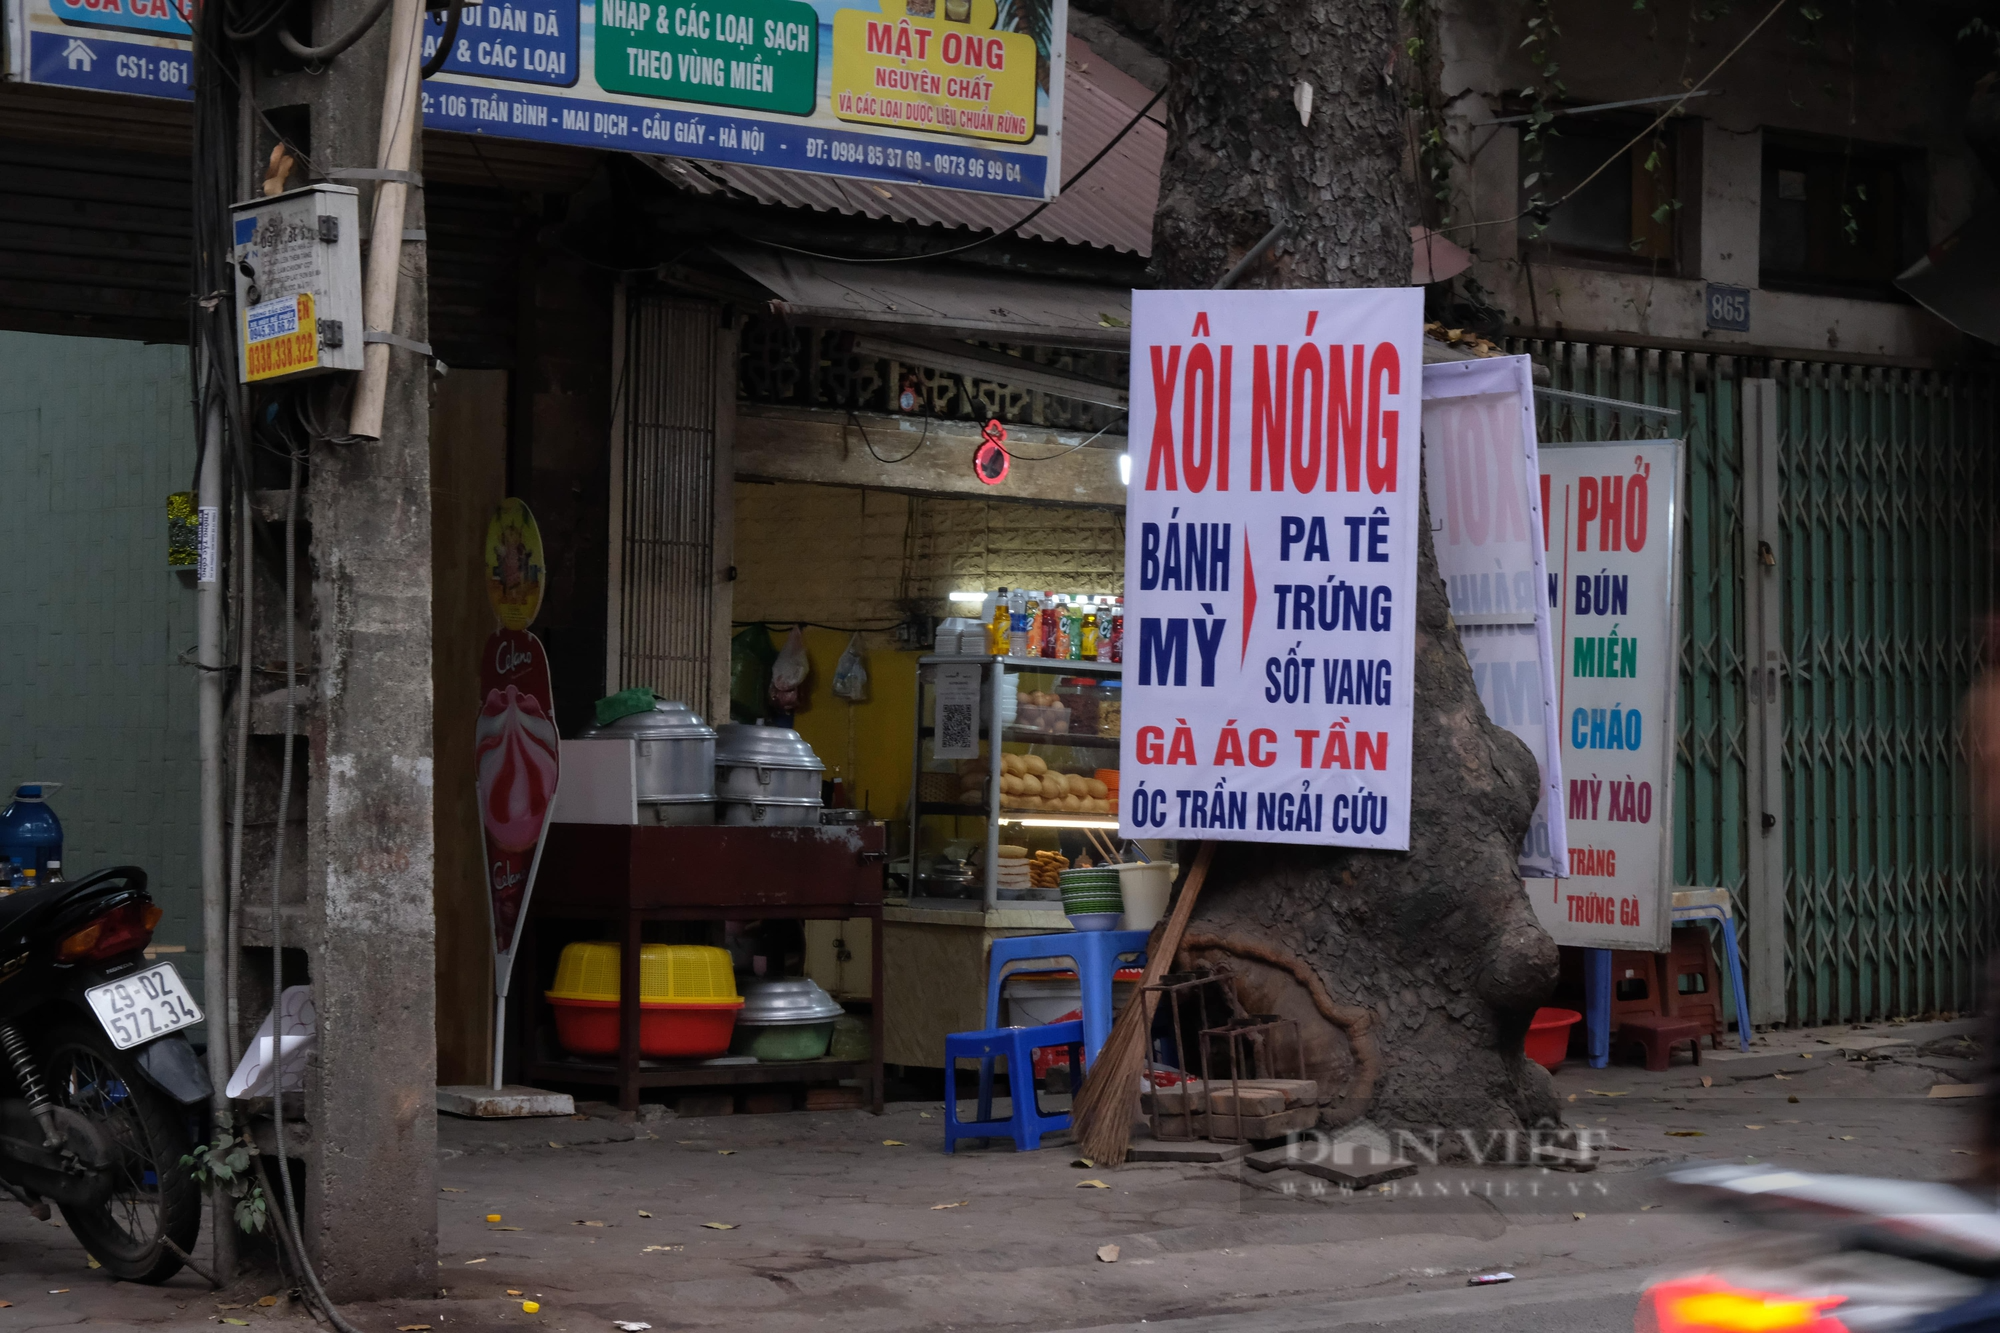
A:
642,39,1163,256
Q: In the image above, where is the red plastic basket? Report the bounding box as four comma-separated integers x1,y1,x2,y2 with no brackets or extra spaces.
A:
548,997,743,1058
1525,1007,1581,1071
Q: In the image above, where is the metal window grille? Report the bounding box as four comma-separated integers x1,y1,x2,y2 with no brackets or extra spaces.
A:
615,292,719,710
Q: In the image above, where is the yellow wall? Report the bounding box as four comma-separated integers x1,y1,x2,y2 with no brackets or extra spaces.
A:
731,481,1125,822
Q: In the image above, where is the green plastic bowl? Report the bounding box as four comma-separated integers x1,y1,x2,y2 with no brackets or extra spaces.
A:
730,1020,836,1061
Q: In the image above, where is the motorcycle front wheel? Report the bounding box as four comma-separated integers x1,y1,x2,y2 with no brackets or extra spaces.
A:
42,1019,201,1284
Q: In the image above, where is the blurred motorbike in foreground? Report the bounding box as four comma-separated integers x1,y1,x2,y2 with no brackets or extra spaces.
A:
1640,1162,2000,1332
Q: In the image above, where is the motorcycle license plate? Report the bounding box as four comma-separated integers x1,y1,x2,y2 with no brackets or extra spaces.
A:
85,963,203,1051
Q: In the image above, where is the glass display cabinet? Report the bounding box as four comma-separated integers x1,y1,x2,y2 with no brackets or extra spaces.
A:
907,656,1123,911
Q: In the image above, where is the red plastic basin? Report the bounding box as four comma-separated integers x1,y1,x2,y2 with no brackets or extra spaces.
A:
1526,1006,1582,1071
548,996,743,1058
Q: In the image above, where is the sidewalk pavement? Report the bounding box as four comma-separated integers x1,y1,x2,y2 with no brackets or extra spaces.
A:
0,1017,1984,1333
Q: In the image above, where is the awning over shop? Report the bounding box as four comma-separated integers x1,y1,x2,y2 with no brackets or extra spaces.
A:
714,246,1134,351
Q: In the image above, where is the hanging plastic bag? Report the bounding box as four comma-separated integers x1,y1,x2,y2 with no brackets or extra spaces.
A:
831,633,870,703
730,624,777,723
769,626,812,713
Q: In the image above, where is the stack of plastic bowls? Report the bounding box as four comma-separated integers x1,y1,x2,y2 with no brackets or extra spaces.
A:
1060,866,1124,931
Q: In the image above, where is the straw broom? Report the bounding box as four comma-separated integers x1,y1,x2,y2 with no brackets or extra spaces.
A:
1071,841,1216,1166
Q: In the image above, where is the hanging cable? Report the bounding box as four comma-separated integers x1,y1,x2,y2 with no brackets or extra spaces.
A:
419,0,460,77
273,0,394,63
755,85,1164,266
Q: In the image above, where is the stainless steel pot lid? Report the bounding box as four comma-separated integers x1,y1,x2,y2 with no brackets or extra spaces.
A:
581,700,717,741
714,723,825,771
735,977,845,1025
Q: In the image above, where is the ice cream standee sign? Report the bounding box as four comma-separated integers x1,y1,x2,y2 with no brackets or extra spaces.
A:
1118,288,1423,848
477,499,561,1086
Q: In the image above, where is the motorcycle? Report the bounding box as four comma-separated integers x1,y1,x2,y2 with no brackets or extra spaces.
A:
1640,1160,2000,1332
0,865,210,1282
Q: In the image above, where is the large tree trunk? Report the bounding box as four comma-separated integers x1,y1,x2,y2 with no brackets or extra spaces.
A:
1149,0,1561,1139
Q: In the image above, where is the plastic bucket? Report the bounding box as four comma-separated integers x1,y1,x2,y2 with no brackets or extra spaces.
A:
1117,862,1172,931
1525,1006,1581,1071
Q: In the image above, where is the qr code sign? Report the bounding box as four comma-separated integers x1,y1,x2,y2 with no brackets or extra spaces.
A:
939,703,974,754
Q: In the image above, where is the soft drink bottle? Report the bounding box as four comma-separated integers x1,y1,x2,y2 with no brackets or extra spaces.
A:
988,587,1010,655
1039,591,1060,657
1022,593,1043,657
1008,588,1029,657
1080,600,1099,659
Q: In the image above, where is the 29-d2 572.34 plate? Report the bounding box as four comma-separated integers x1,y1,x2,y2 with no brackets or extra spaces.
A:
85,962,202,1051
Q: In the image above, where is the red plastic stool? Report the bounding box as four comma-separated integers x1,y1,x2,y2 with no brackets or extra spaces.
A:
1617,1015,1704,1072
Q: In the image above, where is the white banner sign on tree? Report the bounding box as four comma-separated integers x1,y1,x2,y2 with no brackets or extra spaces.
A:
1419,355,1567,880
1541,441,1683,951
1119,287,1423,848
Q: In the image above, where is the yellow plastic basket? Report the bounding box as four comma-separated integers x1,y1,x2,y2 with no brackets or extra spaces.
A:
546,942,739,1005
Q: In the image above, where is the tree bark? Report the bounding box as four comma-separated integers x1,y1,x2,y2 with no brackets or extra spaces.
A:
1150,0,1562,1139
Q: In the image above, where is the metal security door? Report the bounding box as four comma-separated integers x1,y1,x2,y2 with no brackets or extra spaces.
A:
1519,339,1998,1027
606,288,736,719
1769,362,1997,1025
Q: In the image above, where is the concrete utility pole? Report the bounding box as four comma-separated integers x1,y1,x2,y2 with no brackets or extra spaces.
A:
250,0,438,1296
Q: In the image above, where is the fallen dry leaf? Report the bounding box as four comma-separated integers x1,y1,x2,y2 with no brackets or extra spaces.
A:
1789,1095,1800,1103
1586,1090,1629,1097
0,1301,11,1308
397,1325,433,1331
717,1150,737,1156
1953,1149,1976,1155
1745,1124,1765,1130
216,1304,245,1311
1773,1074,1791,1081
222,1321,250,1327
507,1290,523,1296
489,1226,523,1232
1097,1245,1121,1263
49,1289,70,1295
1931,1084,1981,1099
1665,1131,1705,1137
441,1187,465,1193
1572,1212,1587,1221
1071,1157,1095,1168
548,1141,562,1148
702,1222,738,1230
930,1201,970,1210
919,1111,932,1119
1566,1093,1577,1102
882,1139,907,1147
1640,1203,1660,1211
638,1210,652,1218
1077,1179,1110,1189
577,1220,607,1227
643,1245,684,1253
257,1296,279,1308
1801,1053,1813,1060
464,1257,487,1264
85,1256,100,1269
1839,1135,1855,1141
1699,1077,1712,1088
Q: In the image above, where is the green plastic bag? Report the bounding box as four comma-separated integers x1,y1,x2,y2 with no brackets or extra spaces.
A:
730,624,778,723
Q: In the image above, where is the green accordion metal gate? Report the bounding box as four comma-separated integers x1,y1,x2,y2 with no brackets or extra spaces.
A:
1514,338,1999,1027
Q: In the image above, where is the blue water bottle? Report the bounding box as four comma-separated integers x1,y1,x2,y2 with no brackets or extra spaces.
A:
0,783,64,882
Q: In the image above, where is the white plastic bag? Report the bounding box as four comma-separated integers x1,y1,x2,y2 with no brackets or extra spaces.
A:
225,984,316,1099
831,633,870,702
769,626,812,712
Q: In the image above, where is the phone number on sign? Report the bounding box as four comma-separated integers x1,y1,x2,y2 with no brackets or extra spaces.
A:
803,137,1022,181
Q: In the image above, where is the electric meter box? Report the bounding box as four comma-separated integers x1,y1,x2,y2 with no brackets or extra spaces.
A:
230,184,364,384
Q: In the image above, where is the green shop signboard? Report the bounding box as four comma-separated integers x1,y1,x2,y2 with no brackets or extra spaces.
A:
596,0,817,114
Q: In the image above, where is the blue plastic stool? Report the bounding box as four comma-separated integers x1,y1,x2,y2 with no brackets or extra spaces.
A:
943,1020,1085,1153
985,930,1147,1065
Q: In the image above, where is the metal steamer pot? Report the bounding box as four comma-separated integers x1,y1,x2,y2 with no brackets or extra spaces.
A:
580,701,717,822
713,724,825,824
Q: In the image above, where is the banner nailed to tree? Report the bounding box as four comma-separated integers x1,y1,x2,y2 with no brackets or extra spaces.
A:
1119,288,1423,849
